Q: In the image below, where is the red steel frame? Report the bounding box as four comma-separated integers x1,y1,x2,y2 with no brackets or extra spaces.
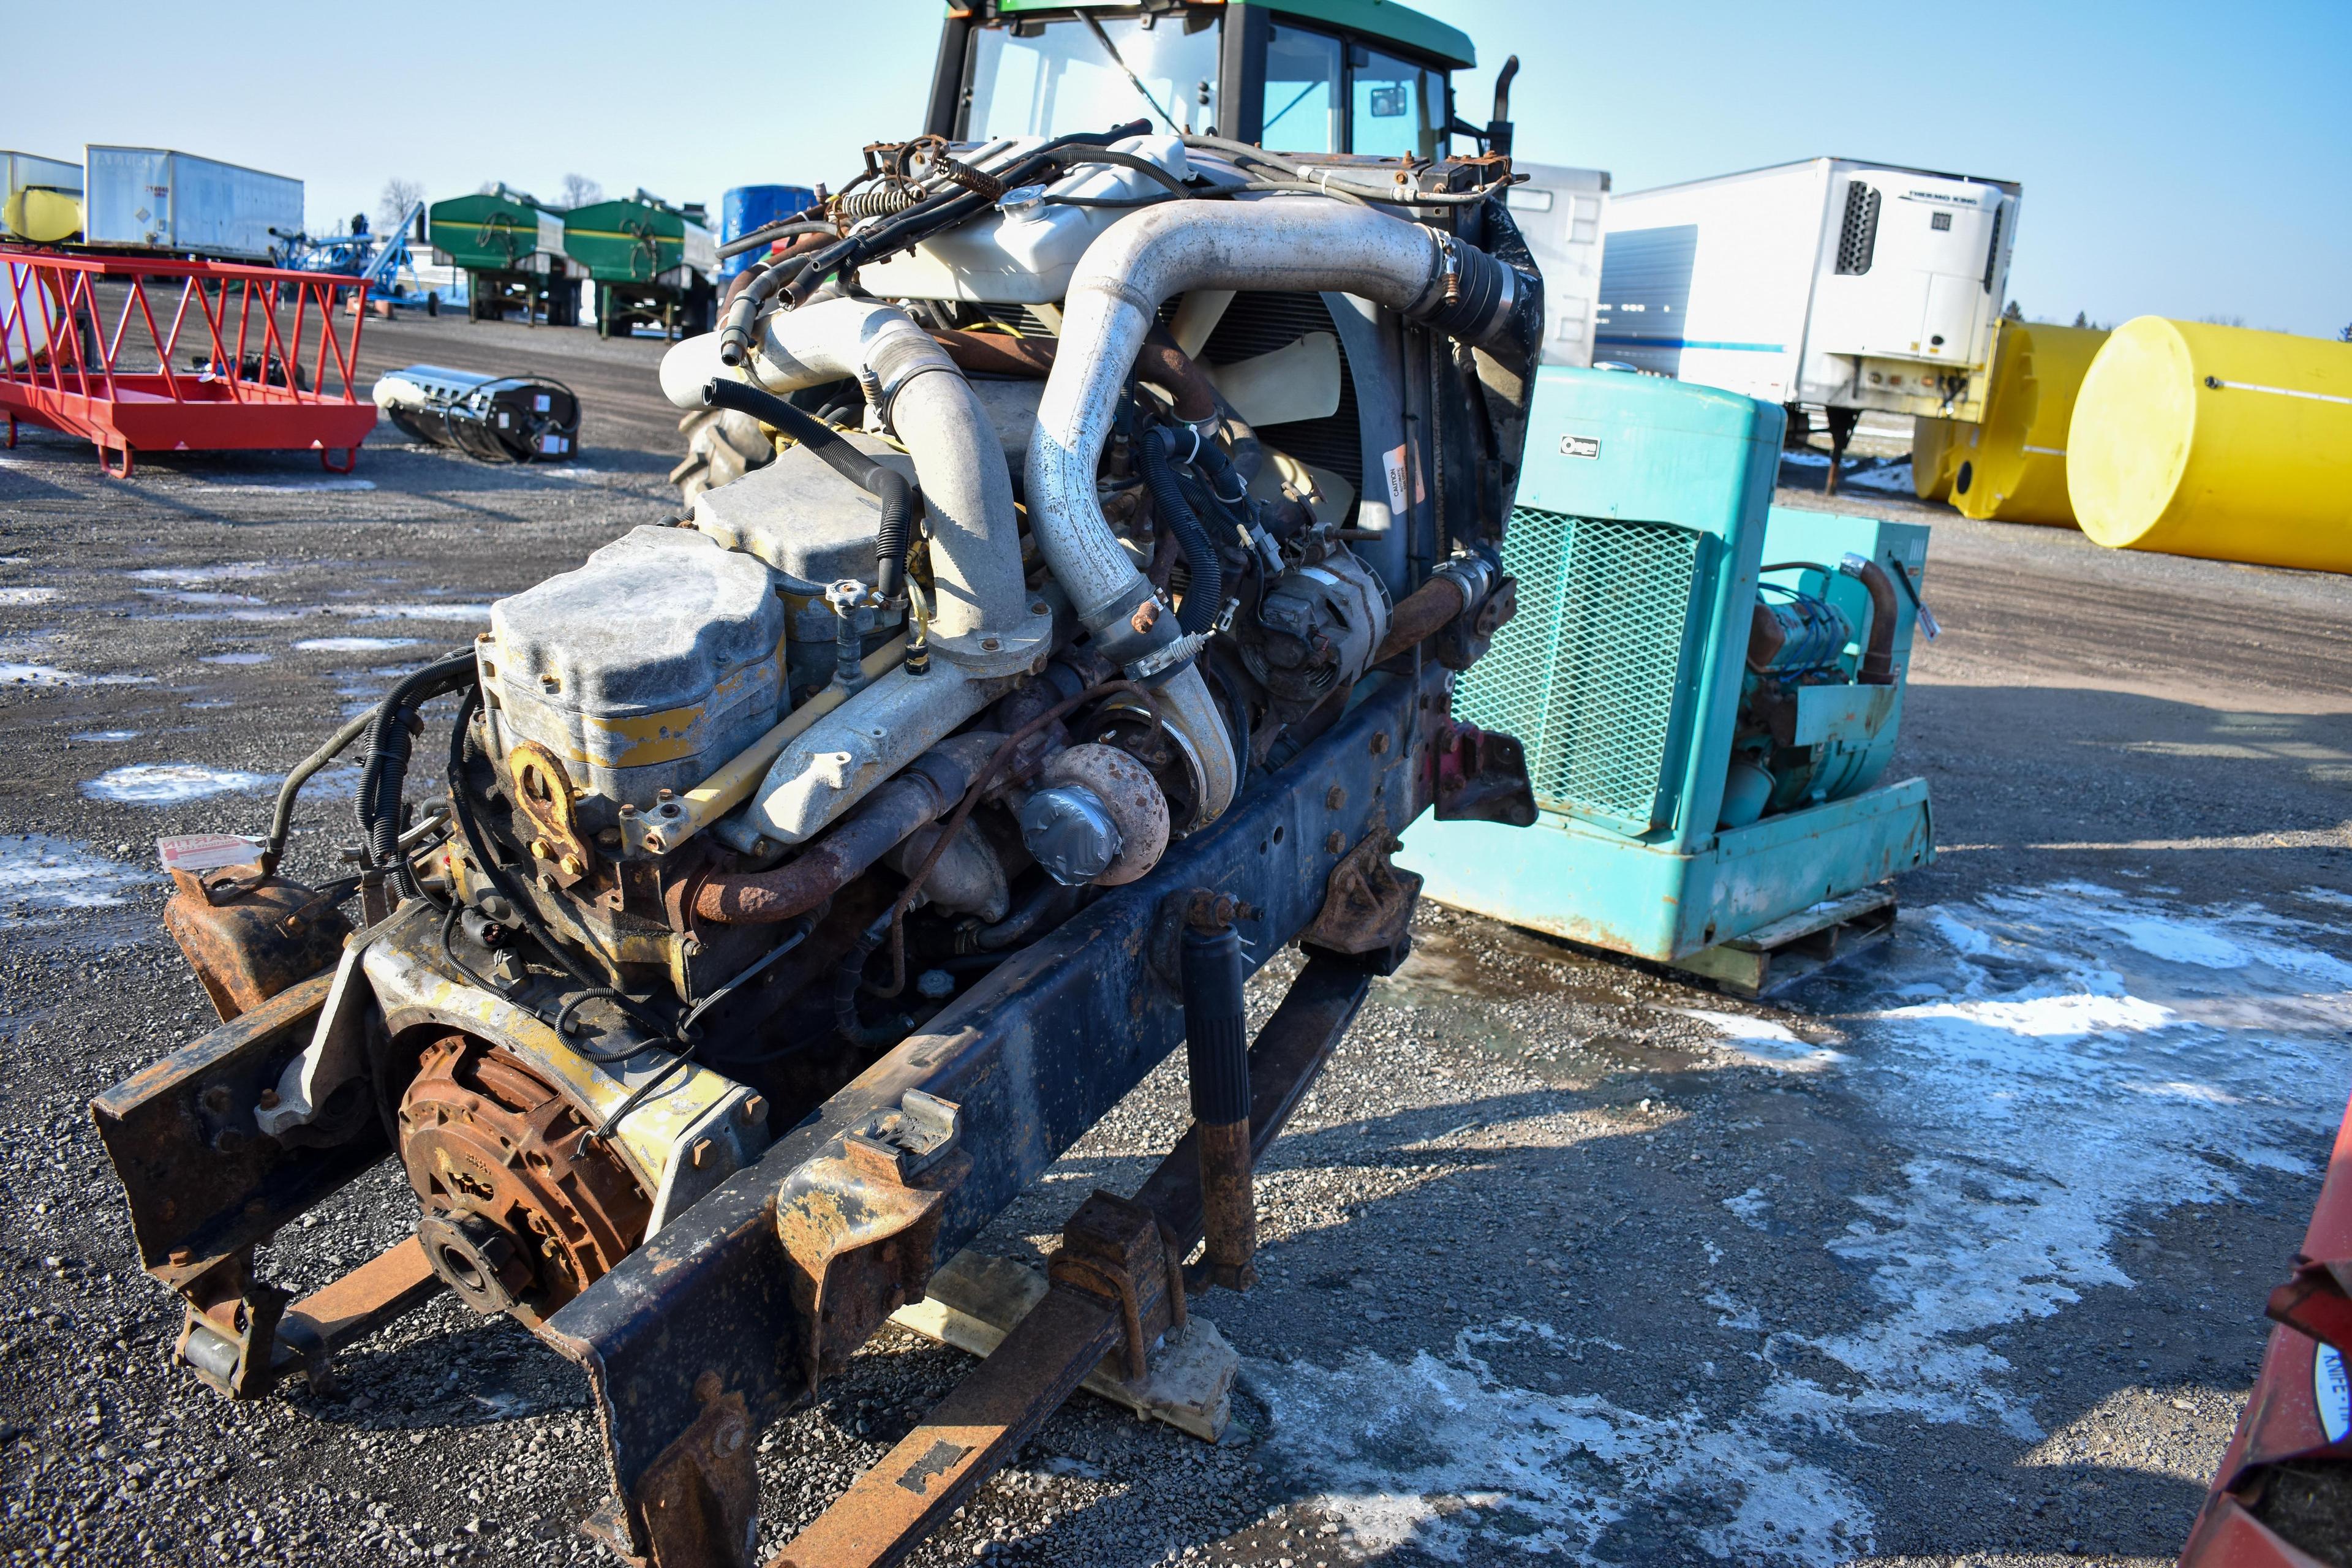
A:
0,251,378,477
2178,1087,2352,1567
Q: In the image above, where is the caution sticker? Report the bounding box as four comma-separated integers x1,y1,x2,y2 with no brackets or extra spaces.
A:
156,834,265,874
1382,444,1409,516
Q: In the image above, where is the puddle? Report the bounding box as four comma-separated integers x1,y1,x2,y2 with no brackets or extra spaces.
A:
0,834,151,927
70,729,141,743
80,762,276,805
295,636,421,654
199,651,274,666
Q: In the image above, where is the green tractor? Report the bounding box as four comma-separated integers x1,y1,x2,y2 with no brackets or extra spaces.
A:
673,0,1514,500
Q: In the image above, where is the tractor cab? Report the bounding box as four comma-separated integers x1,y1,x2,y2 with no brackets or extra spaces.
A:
925,1,1500,159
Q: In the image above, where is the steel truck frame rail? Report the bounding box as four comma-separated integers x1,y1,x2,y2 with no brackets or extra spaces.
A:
0,249,375,475
91,658,1501,1564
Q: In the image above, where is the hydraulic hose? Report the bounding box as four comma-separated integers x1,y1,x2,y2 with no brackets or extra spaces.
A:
356,650,479,900
717,251,815,368
703,377,913,601
1140,425,1224,636
715,216,837,262
780,122,1152,308
258,707,375,877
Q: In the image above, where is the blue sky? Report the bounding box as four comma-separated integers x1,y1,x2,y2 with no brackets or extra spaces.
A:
7,1,2344,337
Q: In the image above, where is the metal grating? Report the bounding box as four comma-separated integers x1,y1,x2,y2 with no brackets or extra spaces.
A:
1453,506,1703,832
1834,181,1880,276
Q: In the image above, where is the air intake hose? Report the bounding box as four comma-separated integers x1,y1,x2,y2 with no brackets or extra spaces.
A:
703,377,913,601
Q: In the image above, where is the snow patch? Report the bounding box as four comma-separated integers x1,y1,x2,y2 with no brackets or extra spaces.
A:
137,588,266,607
1249,1321,1872,1564
1672,1008,1847,1071
184,478,375,493
295,636,421,653
0,586,59,605
1843,460,1917,494
0,835,149,925
199,651,273,666
81,763,276,805
70,729,141,742
2115,916,2249,968
127,562,281,584
329,602,489,623
1755,883,2352,1439
1724,1188,1771,1229
2,663,154,687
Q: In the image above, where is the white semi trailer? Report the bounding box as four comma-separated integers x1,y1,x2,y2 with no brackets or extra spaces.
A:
1595,157,2020,489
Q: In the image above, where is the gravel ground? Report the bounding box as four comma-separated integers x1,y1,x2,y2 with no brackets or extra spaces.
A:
2,317,2348,1567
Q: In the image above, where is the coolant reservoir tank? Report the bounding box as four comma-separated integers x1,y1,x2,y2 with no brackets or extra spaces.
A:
483,525,784,829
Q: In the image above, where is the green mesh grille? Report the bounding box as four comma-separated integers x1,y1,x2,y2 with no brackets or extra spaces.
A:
1454,507,1703,832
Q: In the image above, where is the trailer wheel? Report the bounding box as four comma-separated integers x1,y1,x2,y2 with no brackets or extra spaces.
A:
669,406,773,506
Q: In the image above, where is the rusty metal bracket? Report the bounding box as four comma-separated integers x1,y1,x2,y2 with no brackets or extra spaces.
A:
777,1092,970,1393
1298,807,1423,974
1046,1191,1184,1385
595,1371,760,1568
1426,718,1537,826
173,1250,292,1400
172,1236,443,1400
163,867,351,1022
509,739,597,887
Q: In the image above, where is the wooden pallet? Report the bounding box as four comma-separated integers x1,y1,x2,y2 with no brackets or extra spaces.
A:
1670,885,1899,998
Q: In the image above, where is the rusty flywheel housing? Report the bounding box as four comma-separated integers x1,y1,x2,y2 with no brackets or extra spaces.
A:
398,1033,651,1322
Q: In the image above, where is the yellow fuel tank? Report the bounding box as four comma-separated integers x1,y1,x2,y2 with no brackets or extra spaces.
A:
1910,410,1962,502
1951,321,2106,525
2069,317,2352,573
2,187,81,246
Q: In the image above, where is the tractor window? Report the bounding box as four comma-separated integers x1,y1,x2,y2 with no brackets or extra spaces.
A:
967,15,1221,142
1262,23,1343,154
1348,46,1444,160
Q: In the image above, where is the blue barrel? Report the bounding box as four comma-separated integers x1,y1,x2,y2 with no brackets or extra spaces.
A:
719,184,816,283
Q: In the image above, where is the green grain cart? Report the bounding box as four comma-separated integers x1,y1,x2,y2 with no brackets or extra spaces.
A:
560,190,717,340
426,186,578,326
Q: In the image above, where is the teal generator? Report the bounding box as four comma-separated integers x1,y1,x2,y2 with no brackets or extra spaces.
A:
1400,366,1936,962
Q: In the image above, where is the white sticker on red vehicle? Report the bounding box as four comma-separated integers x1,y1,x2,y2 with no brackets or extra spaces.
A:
2316,1343,2351,1444
155,834,265,874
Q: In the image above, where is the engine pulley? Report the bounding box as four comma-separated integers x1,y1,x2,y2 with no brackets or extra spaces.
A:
399,1034,652,1321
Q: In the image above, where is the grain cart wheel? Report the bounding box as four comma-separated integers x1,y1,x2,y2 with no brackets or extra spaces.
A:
668,404,774,507
399,1034,651,1321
